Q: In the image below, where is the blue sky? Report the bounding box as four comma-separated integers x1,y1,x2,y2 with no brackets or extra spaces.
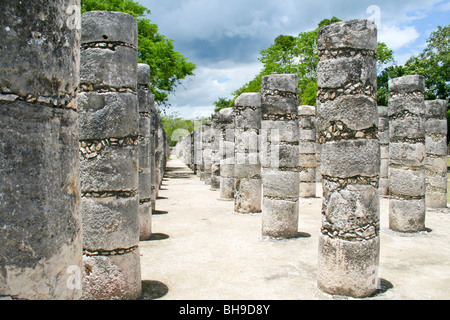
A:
137,0,449,119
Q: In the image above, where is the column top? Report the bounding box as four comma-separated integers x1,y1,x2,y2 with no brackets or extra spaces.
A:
81,11,138,47
138,64,151,85
318,19,377,51
235,93,261,107
389,75,425,94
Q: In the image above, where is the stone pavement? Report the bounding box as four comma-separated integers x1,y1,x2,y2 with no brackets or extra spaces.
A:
139,157,450,300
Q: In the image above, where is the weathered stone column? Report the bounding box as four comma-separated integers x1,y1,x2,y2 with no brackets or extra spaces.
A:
219,110,236,200
316,19,380,298
0,0,82,300
298,105,317,198
210,112,221,190
194,126,203,177
261,74,300,239
137,63,152,240
378,106,390,196
149,94,158,210
202,120,213,185
79,11,141,300
424,100,448,208
234,93,262,213
388,75,426,232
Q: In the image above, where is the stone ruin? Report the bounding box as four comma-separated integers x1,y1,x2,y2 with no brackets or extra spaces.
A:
1,5,169,300
0,2,448,300
174,18,448,298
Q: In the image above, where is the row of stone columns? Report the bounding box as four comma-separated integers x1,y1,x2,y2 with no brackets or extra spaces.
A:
175,18,448,299
1,6,169,300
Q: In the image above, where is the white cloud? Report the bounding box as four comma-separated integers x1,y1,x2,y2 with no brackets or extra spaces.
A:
378,25,420,50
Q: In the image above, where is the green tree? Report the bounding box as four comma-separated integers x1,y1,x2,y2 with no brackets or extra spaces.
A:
220,17,394,108
213,97,233,113
404,25,449,101
80,0,196,106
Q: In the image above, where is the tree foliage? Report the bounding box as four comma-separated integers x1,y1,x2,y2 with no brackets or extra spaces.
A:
217,17,395,108
80,0,196,106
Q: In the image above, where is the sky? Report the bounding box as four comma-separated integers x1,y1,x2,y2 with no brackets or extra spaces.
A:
137,0,450,119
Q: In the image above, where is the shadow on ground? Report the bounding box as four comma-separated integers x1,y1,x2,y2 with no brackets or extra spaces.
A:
140,280,169,300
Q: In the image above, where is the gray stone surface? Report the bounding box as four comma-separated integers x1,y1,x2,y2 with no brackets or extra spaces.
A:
388,75,426,232
79,11,141,300
316,19,380,298
0,0,82,300
261,74,300,239
424,100,448,208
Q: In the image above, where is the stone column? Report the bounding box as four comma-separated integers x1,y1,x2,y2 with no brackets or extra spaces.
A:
210,113,221,190
137,63,152,240
78,11,141,300
0,0,82,300
378,106,390,196
298,105,317,198
194,126,203,177
424,100,448,208
388,75,426,232
219,110,236,200
316,19,380,298
149,94,158,211
202,121,213,185
261,74,300,239
234,93,262,213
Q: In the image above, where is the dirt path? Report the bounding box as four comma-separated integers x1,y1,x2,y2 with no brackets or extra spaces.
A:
139,157,450,300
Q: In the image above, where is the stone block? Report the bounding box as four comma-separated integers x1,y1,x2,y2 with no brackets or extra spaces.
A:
0,0,80,98
389,116,424,141
299,141,316,154
261,95,298,116
425,192,447,209
137,63,151,85
388,95,425,117
389,75,425,94
234,178,262,213
262,169,299,199
261,74,298,93
425,100,447,119
317,234,380,298
219,177,235,200
425,119,447,135
425,136,447,156
82,249,142,300
389,167,425,198
78,92,138,140
139,201,152,241
80,46,138,89
321,139,380,178
80,145,138,192
261,120,300,143
389,198,425,232
389,142,425,168
82,195,139,251
81,11,138,47
317,19,377,51
262,198,299,239
317,56,377,89
300,182,316,198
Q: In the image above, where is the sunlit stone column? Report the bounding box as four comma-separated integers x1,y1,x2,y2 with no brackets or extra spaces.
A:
378,106,390,196
261,74,300,239
424,99,448,208
137,63,152,240
316,19,380,298
298,105,317,198
0,0,82,300
234,93,262,213
79,11,141,300
388,75,426,232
